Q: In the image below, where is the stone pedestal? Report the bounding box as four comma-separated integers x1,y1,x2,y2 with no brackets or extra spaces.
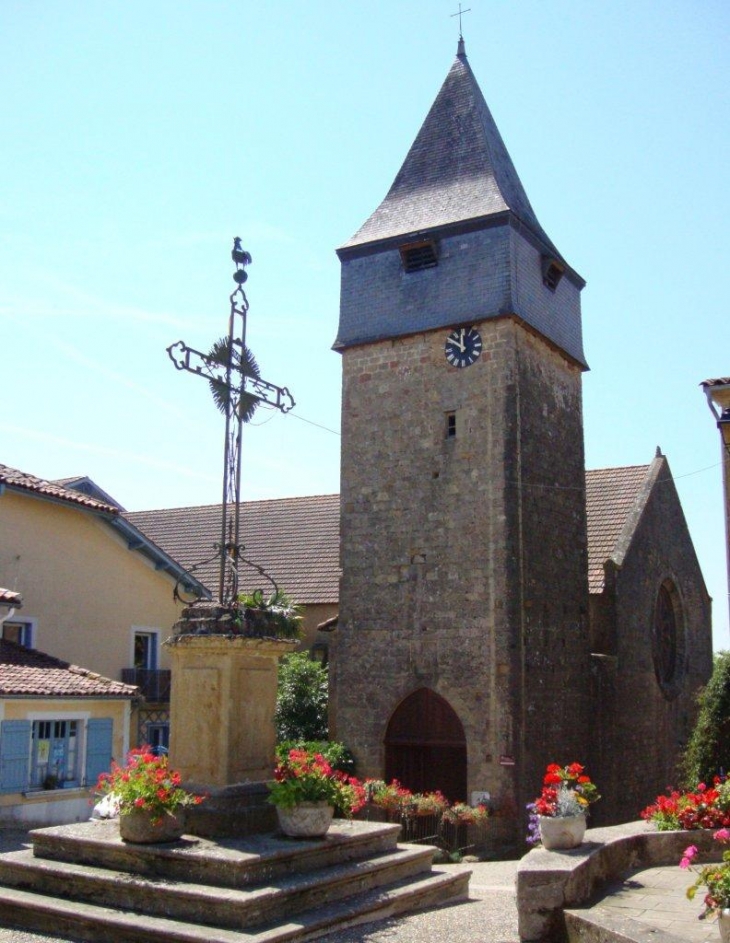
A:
165,603,297,788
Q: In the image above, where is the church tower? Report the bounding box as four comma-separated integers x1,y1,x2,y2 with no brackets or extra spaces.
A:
332,41,591,848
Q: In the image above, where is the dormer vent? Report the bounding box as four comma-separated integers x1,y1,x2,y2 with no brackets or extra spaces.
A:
542,257,565,292
400,240,439,273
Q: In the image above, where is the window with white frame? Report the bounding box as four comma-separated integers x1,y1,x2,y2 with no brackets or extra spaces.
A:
31,719,80,788
133,629,159,670
0,715,113,794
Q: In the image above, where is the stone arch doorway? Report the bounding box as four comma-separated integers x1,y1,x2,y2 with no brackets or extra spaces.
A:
384,688,467,802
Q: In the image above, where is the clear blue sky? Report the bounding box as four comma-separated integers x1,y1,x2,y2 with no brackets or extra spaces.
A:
2,1,728,647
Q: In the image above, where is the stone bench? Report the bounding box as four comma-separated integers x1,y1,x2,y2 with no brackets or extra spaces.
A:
516,819,718,942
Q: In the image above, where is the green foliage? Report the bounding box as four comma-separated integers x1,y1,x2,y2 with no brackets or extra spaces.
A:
95,748,203,822
275,652,329,743
681,651,730,787
237,589,303,639
267,748,365,816
276,740,355,775
683,830,730,917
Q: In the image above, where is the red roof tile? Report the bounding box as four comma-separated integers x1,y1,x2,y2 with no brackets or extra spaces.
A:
126,494,341,604
0,464,119,515
0,639,138,698
585,464,651,593
128,465,660,604
0,589,22,607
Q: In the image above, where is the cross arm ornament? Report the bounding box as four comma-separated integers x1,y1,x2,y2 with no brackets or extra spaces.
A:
166,340,294,413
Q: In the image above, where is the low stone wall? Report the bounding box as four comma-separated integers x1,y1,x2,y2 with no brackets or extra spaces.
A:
516,820,719,942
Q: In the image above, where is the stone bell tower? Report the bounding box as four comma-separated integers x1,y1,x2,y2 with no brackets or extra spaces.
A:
331,40,591,848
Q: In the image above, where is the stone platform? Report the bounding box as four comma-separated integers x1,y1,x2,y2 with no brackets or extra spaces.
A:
0,819,470,942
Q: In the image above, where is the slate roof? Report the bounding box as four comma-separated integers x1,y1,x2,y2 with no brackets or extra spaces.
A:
701,377,730,387
341,41,560,259
0,639,138,699
51,476,126,511
585,463,652,593
0,589,22,608
0,464,119,515
125,494,341,604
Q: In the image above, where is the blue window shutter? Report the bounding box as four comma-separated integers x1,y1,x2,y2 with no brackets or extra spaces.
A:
85,718,113,787
0,720,31,793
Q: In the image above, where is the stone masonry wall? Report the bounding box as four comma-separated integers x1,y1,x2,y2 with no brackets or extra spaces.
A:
333,316,590,849
590,463,713,825
508,328,591,822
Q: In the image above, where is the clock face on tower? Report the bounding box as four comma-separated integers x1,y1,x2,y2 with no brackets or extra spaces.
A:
444,326,483,368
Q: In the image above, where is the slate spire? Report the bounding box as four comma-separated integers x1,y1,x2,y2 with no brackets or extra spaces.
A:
343,44,559,258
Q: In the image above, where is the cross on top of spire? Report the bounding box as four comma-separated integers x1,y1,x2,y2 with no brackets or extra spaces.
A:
450,3,471,40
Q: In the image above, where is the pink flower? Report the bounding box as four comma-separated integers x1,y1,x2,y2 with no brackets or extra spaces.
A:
680,844,699,868
713,828,730,843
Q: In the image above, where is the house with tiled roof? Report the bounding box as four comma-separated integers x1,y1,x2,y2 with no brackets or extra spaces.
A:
0,462,208,772
126,494,340,654
0,637,137,825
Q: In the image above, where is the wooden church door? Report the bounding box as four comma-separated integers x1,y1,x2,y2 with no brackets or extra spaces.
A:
384,688,467,802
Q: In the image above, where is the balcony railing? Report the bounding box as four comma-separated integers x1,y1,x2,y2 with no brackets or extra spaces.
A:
121,668,172,703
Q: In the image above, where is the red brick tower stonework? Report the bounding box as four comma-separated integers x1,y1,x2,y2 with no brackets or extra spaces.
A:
332,42,592,850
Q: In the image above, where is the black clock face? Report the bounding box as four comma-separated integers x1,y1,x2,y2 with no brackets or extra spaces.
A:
445,327,482,368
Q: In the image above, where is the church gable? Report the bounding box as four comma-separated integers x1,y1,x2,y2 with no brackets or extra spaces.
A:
588,454,712,824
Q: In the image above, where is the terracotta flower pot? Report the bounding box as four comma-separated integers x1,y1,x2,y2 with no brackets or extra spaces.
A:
538,812,586,850
119,809,184,844
276,801,334,838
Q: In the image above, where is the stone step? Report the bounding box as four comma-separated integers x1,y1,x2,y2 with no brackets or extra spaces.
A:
30,819,401,889
0,867,470,943
0,843,435,931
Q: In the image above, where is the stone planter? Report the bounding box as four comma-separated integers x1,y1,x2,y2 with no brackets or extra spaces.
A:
119,809,184,844
719,908,730,943
538,813,587,850
276,802,334,838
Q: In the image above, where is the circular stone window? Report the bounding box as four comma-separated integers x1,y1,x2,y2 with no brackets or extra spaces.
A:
652,579,686,699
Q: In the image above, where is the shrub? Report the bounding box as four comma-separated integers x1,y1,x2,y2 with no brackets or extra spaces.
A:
681,651,730,787
275,652,328,743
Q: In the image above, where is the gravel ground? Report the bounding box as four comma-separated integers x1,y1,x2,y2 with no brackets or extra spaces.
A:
0,828,520,943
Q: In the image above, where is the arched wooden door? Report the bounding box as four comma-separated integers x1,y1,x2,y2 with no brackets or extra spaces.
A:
384,688,467,802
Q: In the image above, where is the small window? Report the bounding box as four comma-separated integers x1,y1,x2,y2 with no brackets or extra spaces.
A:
143,722,170,756
400,240,438,273
2,620,34,648
445,412,457,439
134,631,159,670
541,256,565,292
31,719,80,788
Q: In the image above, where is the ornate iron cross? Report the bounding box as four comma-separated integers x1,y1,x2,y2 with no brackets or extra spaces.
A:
167,239,294,606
